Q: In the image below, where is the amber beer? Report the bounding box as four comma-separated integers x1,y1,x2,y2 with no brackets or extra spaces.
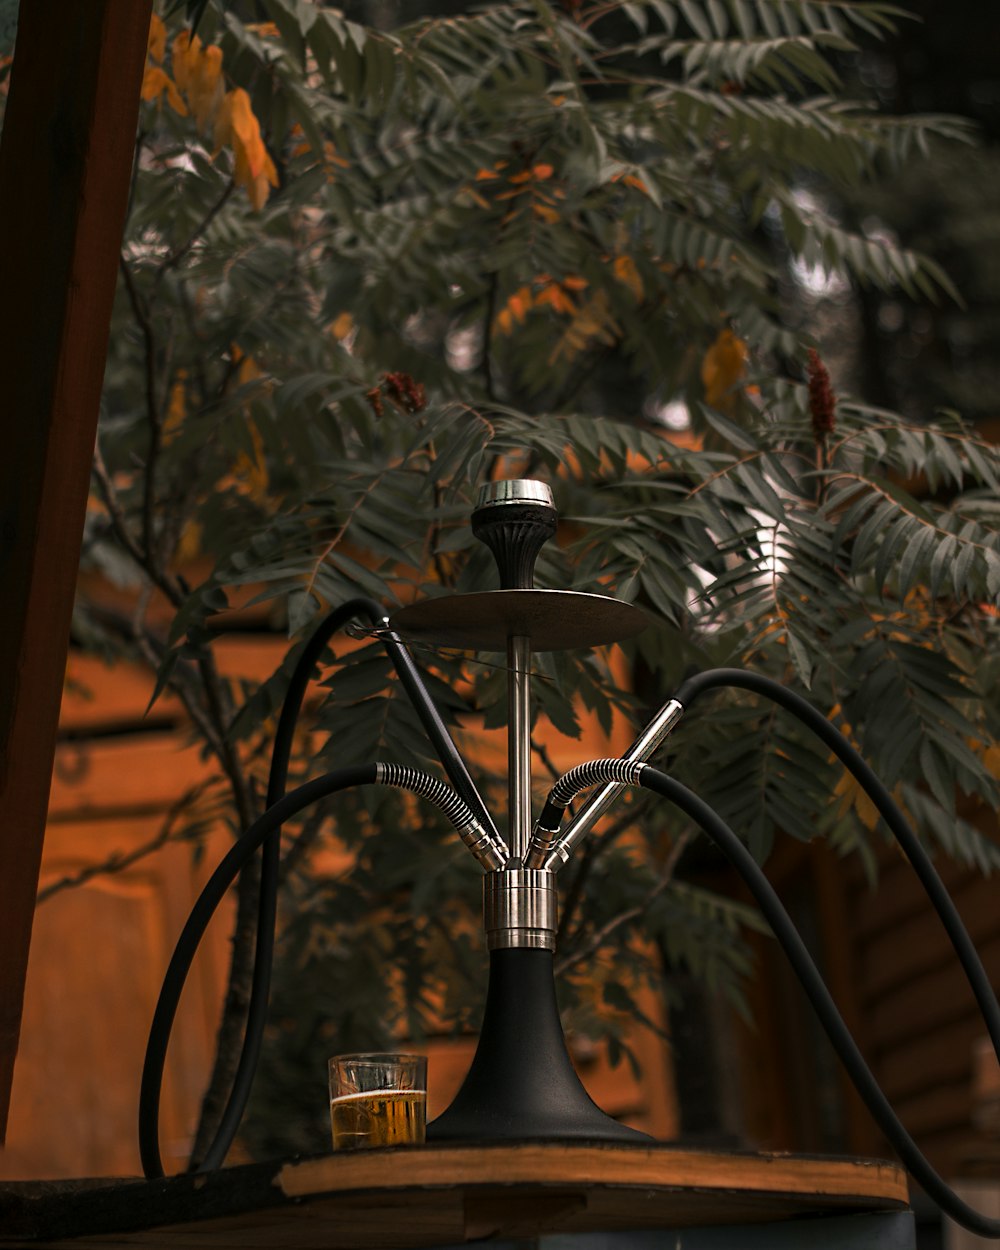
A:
330,1088,426,1149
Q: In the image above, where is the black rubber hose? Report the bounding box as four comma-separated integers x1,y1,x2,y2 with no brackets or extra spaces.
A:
190,598,497,1173
672,668,1000,1061
638,766,1000,1239
139,766,376,1179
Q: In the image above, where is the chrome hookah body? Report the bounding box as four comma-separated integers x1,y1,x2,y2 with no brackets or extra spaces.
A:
390,479,661,1141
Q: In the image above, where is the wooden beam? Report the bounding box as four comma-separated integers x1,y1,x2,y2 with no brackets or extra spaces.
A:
0,0,152,1140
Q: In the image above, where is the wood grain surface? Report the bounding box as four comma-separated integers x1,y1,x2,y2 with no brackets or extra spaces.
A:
0,1142,909,1248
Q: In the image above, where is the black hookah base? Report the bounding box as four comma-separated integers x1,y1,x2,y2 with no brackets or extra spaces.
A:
427,947,651,1142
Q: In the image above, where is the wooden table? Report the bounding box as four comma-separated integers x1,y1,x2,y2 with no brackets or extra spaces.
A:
0,1142,913,1249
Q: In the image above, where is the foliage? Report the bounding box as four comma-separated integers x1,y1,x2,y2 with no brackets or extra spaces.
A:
80,0,1000,1157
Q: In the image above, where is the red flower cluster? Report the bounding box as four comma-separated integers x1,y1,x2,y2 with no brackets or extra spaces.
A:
365,386,384,419
364,371,427,418
807,348,836,443
384,371,427,414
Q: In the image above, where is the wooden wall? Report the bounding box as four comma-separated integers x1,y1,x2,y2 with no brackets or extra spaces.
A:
0,631,677,1180
734,822,1000,1183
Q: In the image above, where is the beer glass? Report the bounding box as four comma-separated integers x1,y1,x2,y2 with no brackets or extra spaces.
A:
328,1052,427,1149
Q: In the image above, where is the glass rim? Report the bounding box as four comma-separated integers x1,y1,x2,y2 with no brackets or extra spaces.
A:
328,1051,426,1066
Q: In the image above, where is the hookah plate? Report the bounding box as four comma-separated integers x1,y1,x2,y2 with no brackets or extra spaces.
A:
389,589,650,652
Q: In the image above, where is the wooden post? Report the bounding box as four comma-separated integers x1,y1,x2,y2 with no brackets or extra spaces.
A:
0,0,152,1140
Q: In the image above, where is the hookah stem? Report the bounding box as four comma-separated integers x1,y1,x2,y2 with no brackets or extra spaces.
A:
194,597,496,1174
639,766,1000,1240
507,633,532,862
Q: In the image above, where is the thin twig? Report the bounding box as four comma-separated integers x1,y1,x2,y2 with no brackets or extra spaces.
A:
555,828,693,977
37,783,218,904
157,180,236,282
92,445,185,609
530,736,563,783
556,803,645,948
118,254,165,564
304,469,388,600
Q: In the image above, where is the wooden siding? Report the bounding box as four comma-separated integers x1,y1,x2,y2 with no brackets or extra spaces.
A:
0,634,677,1179
734,823,1000,1182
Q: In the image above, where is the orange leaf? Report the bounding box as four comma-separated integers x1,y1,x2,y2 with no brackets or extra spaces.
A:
612,254,644,301
475,167,501,181
227,88,269,179
141,64,188,116
163,370,187,442
532,163,554,180
532,203,561,225
330,312,354,341
701,328,749,410
508,286,533,322
247,152,279,212
171,30,202,95
188,44,224,131
508,170,533,185
535,283,575,315
147,14,166,64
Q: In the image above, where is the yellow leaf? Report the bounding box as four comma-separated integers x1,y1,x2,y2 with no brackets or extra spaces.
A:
238,353,263,385
548,291,620,365
612,254,644,302
233,420,269,502
176,520,203,565
701,328,749,410
833,771,879,832
163,371,187,443
330,312,354,341
147,14,166,64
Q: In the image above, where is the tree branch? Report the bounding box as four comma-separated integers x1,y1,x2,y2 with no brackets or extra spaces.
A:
36,783,218,904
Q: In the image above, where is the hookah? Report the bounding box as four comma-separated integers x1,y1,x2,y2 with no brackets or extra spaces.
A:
139,479,1000,1239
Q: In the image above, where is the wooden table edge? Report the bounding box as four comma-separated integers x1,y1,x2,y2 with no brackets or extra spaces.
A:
279,1143,909,1207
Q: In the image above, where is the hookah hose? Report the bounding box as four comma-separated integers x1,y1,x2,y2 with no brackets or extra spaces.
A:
142,597,495,1177
639,767,1000,1240
138,763,480,1177
670,668,1000,1065
542,666,1000,1237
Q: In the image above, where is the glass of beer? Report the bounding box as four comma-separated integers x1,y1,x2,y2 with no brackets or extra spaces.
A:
328,1052,427,1150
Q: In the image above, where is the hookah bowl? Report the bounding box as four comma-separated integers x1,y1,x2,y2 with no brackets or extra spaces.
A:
391,480,650,1142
